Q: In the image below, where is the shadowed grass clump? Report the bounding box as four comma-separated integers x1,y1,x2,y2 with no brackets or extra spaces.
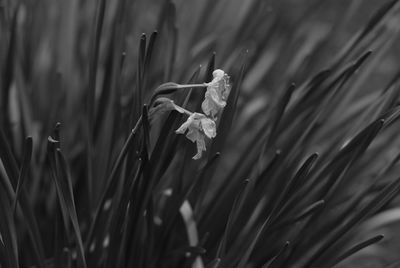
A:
1,0,400,267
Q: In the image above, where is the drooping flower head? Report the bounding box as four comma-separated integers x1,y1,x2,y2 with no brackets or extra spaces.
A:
150,70,231,160
201,69,232,119
176,112,216,159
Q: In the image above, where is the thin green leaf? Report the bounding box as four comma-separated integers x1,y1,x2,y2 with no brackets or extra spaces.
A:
13,136,32,214
327,234,384,268
47,138,87,268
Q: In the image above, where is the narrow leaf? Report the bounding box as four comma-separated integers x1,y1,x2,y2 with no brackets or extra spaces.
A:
13,136,32,214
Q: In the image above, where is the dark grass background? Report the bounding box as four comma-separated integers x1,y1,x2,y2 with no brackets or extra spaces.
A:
1,0,400,267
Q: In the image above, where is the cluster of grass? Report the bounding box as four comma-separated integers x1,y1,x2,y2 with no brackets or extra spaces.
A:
1,0,400,267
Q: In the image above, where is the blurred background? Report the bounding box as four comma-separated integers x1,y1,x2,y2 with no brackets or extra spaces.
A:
4,0,400,155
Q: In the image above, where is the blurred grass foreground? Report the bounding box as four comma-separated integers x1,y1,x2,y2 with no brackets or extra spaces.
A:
2,0,400,267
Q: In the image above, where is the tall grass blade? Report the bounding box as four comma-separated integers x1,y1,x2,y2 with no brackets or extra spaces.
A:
327,234,384,268
47,138,87,268
13,136,32,214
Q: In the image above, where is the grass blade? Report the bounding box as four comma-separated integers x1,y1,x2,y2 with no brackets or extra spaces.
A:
327,234,384,268
13,136,32,214
47,138,87,268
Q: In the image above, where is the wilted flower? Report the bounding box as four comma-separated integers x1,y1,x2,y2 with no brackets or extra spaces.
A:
201,69,231,119
176,112,216,159
150,70,231,160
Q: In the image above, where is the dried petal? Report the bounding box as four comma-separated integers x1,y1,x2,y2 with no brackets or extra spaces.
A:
193,138,206,160
175,113,217,159
200,117,217,138
201,69,231,119
176,115,195,135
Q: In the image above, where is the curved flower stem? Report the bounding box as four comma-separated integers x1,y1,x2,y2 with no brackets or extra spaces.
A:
149,83,208,106
171,104,193,116
175,83,208,89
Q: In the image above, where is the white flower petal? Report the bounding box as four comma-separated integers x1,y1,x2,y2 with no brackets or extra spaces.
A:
213,69,225,79
186,128,202,143
175,117,193,134
208,88,226,107
200,118,216,139
201,69,231,118
193,139,206,160
175,112,216,160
